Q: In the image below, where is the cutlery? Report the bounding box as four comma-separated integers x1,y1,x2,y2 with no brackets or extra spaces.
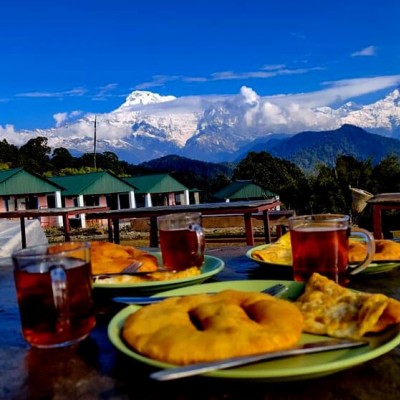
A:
112,283,288,305
150,338,368,381
93,262,170,278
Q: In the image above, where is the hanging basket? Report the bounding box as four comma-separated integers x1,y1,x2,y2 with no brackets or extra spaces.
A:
351,188,373,214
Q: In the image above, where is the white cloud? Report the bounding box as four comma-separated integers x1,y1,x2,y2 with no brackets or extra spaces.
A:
5,73,400,152
92,83,119,100
16,87,87,98
136,65,319,88
210,66,317,81
98,74,400,138
237,88,337,134
53,110,82,127
229,75,400,134
239,86,259,105
261,64,287,71
270,75,400,108
351,45,377,57
0,124,33,146
53,113,68,126
16,85,123,101
135,75,181,90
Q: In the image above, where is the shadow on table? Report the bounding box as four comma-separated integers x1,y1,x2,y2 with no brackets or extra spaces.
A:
247,261,294,281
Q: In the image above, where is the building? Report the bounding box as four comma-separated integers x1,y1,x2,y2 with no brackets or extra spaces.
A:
0,167,66,227
48,171,136,227
213,180,277,202
0,167,63,211
124,173,195,207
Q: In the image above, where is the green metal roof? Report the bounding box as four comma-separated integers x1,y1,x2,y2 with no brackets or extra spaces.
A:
213,180,276,200
124,173,188,194
0,167,62,195
49,171,136,196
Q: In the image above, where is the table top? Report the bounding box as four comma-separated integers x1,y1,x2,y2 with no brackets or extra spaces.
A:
0,205,109,218
86,199,281,219
367,193,400,205
1,245,400,400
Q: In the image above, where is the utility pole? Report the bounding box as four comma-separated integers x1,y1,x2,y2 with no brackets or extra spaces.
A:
93,116,97,170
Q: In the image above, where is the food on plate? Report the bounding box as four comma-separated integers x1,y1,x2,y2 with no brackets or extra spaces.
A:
122,289,303,365
251,244,292,265
274,231,291,247
93,266,201,283
349,239,400,262
90,241,159,275
295,272,400,339
251,232,400,265
90,241,203,284
251,233,293,265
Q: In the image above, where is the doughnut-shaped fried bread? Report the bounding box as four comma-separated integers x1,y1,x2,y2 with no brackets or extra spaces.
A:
122,290,303,365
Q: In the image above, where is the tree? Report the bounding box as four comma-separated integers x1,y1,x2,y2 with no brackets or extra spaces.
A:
51,147,76,172
233,152,312,212
370,155,400,193
0,139,19,167
334,155,373,213
310,163,347,213
97,151,124,174
18,137,51,174
77,152,98,170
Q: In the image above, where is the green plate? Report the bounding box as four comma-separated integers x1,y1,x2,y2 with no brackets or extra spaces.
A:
360,261,400,275
108,280,400,381
247,244,400,276
93,253,224,296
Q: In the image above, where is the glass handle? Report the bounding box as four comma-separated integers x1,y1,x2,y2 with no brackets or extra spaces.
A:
50,265,71,334
348,228,376,275
189,223,205,259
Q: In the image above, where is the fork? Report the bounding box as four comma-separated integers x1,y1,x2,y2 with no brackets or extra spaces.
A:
112,283,288,305
92,260,149,278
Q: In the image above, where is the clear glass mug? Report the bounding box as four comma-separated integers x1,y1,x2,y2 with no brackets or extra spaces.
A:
288,214,375,286
157,212,206,271
12,242,95,348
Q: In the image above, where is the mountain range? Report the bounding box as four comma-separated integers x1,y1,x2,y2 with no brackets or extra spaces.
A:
245,124,400,171
17,87,400,165
141,124,400,174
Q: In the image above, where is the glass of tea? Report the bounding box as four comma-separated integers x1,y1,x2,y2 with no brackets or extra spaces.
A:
12,242,96,348
157,212,206,271
288,214,375,286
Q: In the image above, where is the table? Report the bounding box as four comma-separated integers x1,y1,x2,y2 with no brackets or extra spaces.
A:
1,246,400,400
87,199,285,247
0,206,109,248
367,193,400,239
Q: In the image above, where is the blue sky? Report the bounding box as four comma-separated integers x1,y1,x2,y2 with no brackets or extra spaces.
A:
1,0,400,131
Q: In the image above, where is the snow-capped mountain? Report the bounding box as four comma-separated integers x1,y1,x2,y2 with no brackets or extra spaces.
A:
7,88,400,164
341,89,400,135
118,91,176,107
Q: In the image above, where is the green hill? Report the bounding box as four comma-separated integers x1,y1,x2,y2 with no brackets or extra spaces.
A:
261,124,400,171
139,154,235,180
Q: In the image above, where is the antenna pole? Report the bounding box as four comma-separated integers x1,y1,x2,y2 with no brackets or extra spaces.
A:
94,116,97,169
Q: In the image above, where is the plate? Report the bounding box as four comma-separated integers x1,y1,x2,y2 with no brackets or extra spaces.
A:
247,244,400,275
93,253,224,295
108,280,400,381
360,261,400,275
